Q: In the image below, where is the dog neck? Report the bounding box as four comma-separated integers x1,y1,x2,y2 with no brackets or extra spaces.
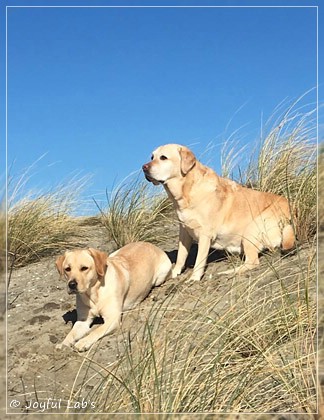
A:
80,279,102,307
163,161,213,209
163,177,186,206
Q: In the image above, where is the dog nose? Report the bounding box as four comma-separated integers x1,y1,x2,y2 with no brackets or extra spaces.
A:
142,163,149,172
68,280,78,291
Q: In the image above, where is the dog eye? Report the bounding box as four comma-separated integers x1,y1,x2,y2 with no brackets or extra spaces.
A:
80,266,89,272
64,267,71,272
160,155,168,160
151,155,154,160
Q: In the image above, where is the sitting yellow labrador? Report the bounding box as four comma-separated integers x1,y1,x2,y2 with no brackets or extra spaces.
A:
142,144,295,281
55,242,171,352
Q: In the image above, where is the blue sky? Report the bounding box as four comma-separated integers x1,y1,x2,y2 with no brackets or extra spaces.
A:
2,1,319,214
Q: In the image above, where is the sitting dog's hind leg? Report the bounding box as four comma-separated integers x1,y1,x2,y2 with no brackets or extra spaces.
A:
218,237,261,276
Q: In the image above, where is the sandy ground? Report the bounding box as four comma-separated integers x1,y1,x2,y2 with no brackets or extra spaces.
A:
1,220,319,418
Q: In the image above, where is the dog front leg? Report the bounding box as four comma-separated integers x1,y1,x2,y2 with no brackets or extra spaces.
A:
56,319,92,350
189,234,211,281
172,225,192,278
74,306,122,352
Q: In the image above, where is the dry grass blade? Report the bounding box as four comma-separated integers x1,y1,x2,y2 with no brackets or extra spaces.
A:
0,198,5,273
221,96,316,243
64,96,317,415
5,97,318,415
68,246,316,414
7,171,90,269
319,144,324,229
96,177,174,248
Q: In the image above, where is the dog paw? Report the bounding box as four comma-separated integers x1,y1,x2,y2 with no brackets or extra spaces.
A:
55,340,73,350
185,275,202,283
171,267,182,278
74,339,92,352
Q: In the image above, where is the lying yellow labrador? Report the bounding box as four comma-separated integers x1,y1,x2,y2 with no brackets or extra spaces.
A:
143,144,295,281
55,242,171,351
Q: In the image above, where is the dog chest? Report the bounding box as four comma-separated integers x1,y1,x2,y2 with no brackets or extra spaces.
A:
77,293,101,318
176,208,202,231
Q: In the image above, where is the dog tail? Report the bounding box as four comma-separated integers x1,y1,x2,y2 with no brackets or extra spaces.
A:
281,223,296,252
281,199,298,253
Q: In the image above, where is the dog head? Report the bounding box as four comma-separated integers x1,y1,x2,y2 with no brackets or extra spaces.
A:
142,144,196,185
55,248,108,294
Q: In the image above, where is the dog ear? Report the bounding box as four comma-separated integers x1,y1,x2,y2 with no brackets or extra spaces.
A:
179,147,196,175
55,254,65,276
88,248,108,278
